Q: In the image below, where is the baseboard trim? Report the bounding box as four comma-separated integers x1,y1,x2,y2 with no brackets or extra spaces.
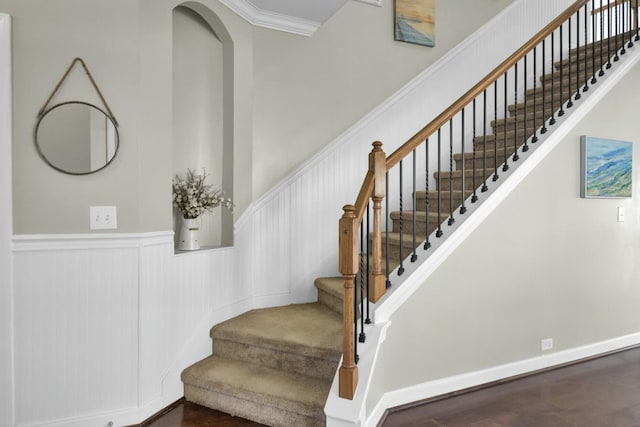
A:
126,397,184,427
368,332,640,427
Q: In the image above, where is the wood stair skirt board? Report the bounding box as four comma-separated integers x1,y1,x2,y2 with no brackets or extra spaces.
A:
180,31,635,426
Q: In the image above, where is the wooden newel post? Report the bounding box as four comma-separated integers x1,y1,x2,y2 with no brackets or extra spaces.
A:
369,141,387,303
339,204,358,400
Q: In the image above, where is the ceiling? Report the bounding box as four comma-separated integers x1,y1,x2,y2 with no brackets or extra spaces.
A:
219,0,380,36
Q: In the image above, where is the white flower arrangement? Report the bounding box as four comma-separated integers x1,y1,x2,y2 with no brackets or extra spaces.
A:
172,169,233,219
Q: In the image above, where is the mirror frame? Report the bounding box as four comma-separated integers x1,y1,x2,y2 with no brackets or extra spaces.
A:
34,100,120,175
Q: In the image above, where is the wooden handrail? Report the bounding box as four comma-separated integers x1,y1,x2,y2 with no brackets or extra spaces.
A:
385,0,590,170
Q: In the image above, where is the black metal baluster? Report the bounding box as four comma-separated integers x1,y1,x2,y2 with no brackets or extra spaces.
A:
550,31,557,126
436,129,443,237
568,16,575,108
472,99,479,202
424,141,431,250
482,90,489,192
493,81,499,181
576,8,583,100
503,72,509,172
385,172,391,288
355,223,362,363
621,0,628,54
513,63,520,161
541,39,548,134
607,2,613,67
609,0,620,62
411,149,417,262
629,0,635,47
591,0,598,84
584,3,591,90
360,205,367,343
635,0,639,41
599,0,606,76
398,160,405,275
559,25,566,117
533,46,539,142
523,55,530,151
448,119,455,226
365,202,371,324
460,108,467,214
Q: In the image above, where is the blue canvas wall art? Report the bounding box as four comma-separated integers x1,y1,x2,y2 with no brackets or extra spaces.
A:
581,136,632,198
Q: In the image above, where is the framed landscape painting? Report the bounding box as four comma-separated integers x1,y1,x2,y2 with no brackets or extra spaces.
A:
394,0,435,47
580,136,632,198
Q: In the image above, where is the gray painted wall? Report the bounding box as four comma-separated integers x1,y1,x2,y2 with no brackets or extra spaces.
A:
252,0,512,197
368,59,640,410
4,0,510,234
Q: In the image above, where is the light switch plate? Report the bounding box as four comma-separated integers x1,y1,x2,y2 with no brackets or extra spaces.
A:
618,207,625,222
90,206,117,230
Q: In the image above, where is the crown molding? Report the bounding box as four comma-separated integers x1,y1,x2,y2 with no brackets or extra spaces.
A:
218,0,321,36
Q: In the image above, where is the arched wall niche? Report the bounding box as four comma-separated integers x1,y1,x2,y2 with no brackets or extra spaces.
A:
172,1,234,249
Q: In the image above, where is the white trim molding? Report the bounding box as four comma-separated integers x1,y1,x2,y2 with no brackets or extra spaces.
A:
217,0,321,36
366,333,640,427
0,12,14,427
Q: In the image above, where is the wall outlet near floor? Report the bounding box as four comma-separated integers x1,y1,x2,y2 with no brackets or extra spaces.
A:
541,338,553,352
90,206,117,230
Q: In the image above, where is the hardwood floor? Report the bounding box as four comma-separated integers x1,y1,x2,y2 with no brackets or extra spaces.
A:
144,401,266,427
146,347,640,426
382,346,640,427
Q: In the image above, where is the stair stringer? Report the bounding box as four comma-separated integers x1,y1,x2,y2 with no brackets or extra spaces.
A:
324,41,640,427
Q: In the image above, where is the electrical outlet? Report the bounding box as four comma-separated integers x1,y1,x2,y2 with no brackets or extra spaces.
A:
618,207,625,222
90,206,117,230
541,338,553,352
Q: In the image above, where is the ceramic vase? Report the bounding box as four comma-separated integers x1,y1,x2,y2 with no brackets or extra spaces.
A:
178,217,200,251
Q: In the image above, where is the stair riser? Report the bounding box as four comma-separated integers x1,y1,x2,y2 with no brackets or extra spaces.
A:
561,36,633,67
185,384,324,427
317,288,343,315
509,97,574,116
382,240,421,265
456,153,515,170
392,216,444,236
543,56,615,84
416,193,467,211
435,174,491,192
212,338,338,382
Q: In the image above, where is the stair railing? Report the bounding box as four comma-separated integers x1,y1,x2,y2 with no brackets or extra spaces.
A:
338,0,639,400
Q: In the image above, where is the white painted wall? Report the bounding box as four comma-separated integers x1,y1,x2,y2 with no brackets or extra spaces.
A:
0,13,13,427
251,0,512,198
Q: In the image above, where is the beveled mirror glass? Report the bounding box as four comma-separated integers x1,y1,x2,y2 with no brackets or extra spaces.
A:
34,101,119,175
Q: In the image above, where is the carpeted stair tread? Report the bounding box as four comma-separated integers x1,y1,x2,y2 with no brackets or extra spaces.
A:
211,303,342,360
182,356,330,421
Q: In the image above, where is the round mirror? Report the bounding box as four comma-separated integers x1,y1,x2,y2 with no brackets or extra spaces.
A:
34,101,119,175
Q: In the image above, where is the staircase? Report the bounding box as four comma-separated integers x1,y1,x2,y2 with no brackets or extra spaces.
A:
181,10,638,427
380,33,631,263
181,278,347,426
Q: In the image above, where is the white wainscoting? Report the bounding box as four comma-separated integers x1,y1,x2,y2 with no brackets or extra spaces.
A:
10,233,255,427
0,12,13,427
